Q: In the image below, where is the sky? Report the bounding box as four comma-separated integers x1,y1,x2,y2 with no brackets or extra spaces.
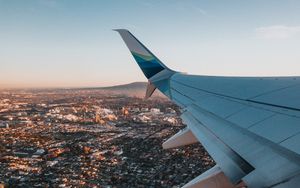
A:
1,0,300,88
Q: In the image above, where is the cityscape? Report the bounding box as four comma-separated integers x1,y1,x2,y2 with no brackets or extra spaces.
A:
0,85,214,187
1,0,299,187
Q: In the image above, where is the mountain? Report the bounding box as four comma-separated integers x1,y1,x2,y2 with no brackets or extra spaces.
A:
101,82,147,91
93,82,165,98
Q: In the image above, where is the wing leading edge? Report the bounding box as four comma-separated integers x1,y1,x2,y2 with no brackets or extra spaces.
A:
115,29,300,188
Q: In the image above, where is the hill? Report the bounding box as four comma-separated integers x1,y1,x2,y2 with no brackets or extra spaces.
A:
92,82,166,98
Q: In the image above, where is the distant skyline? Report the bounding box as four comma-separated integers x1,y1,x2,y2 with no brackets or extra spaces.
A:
1,0,300,88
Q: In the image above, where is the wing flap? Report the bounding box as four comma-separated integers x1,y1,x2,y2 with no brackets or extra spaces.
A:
181,110,254,183
162,127,198,149
182,165,236,188
185,103,300,187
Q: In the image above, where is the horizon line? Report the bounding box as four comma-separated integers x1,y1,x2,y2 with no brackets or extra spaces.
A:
0,81,148,90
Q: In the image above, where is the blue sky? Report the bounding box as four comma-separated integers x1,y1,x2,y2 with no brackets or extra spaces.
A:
1,0,300,88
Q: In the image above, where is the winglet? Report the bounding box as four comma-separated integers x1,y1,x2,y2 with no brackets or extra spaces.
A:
115,29,176,98
114,29,172,79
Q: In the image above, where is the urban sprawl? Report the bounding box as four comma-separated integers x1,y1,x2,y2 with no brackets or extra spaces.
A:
0,89,214,187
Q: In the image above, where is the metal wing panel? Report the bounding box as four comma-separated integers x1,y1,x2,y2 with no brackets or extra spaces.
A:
281,133,300,155
169,76,300,187
226,107,275,129
194,97,247,118
171,79,250,118
252,85,300,111
170,74,300,158
171,88,194,107
184,103,300,188
172,74,300,109
171,80,212,102
248,114,300,143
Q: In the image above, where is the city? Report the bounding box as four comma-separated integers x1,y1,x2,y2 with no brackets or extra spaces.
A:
0,88,214,187
1,1,299,187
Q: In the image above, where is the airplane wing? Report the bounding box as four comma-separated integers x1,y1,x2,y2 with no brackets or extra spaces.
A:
115,29,300,188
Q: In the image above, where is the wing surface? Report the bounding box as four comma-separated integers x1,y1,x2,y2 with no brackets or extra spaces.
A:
115,29,300,188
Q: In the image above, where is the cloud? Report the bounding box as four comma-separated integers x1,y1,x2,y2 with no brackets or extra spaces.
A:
255,25,300,39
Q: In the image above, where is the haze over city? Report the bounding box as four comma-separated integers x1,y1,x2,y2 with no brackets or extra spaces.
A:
1,0,300,88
